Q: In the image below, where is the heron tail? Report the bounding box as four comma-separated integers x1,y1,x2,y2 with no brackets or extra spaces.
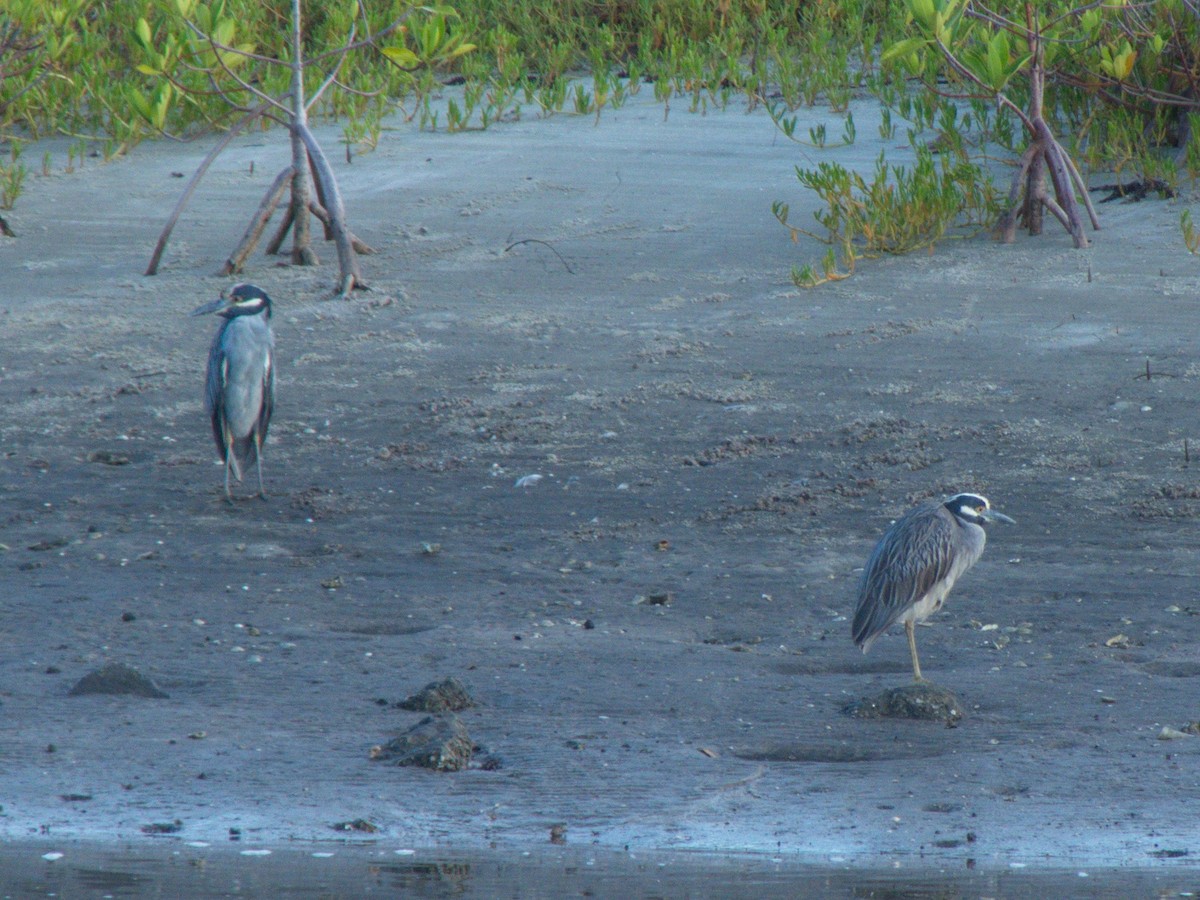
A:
221,433,259,482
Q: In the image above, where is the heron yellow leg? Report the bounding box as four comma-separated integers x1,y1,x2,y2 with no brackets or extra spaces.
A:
223,427,236,504
254,431,267,500
905,620,925,683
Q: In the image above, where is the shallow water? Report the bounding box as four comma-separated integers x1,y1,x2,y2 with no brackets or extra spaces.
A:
2,844,1198,899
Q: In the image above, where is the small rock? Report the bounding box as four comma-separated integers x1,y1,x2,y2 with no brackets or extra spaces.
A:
68,663,169,699
395,677,475,713
141,820,183,834
844,682,964,722
331,819,378,833
87,450,130,466
28,538,69,552
370,715,473,771
637,591,673,606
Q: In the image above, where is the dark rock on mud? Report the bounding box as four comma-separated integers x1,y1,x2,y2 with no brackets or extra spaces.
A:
844,682,963,722
68,663,169,699
370,715,473,771
395,677,476,713
331,818,379,833
141,820,183,834
87,449,130,466
28,537,69,552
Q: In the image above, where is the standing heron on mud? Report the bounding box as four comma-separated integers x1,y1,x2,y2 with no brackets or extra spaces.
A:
852,493,1014,682
191,283,275,503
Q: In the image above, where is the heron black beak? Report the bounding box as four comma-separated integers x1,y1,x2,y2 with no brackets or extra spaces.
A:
190,296,231,317
982,509,1015,525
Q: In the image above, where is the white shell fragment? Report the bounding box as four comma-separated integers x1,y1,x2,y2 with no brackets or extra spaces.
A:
1157,726,1192,741
514,474,543,488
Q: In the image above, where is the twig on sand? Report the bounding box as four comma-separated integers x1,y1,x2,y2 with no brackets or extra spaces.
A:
504,238,574,274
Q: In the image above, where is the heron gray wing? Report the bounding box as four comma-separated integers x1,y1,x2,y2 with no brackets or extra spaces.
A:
204,329,229,460
256,343,274,446
852,504,956,648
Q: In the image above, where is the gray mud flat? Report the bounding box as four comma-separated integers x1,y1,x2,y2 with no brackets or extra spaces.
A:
2,90,1200,879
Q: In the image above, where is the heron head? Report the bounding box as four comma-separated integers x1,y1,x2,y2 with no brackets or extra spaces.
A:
945,493,1015,526
190,283,272,319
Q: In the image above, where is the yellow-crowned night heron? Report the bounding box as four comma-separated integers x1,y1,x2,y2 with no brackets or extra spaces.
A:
852,493,1014,682
191,283,275,503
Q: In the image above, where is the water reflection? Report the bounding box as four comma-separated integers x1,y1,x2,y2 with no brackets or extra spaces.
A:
0,844,1194,899
380,861,474,895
